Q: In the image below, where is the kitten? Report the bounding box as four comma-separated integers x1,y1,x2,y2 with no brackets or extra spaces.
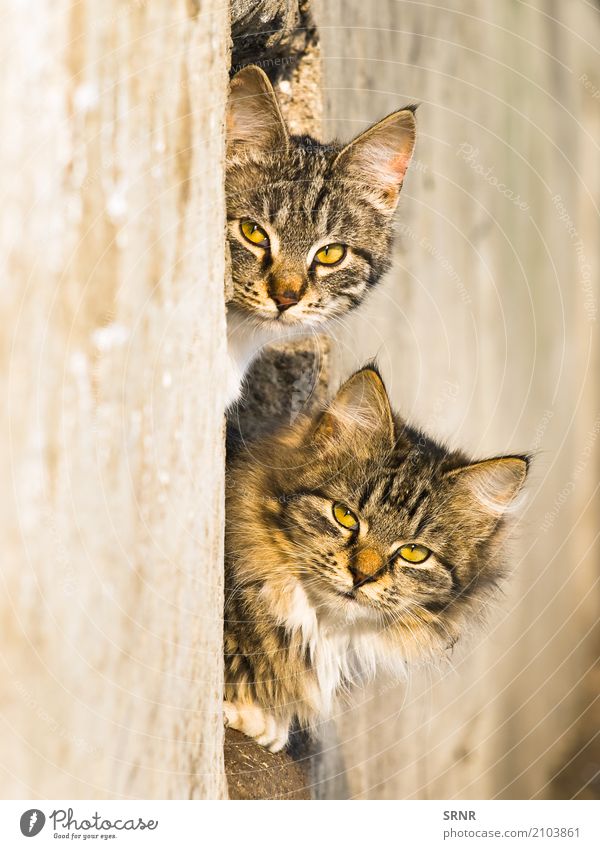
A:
224,366,529,751
225,66,417,404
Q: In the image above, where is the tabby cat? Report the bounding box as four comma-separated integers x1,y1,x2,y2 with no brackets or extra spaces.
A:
224,366,529,751
225,66,417,404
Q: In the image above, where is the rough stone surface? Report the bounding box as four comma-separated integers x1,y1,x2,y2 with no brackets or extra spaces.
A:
225,729,312,800
228,338,329,447
230,1,322,136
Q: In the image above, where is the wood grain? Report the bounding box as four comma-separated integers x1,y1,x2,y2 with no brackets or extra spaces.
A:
0,0,229,799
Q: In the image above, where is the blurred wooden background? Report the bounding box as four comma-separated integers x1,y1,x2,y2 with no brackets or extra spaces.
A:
313,0,600,799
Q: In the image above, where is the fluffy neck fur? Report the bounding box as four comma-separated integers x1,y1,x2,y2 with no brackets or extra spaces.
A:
224,367,529,750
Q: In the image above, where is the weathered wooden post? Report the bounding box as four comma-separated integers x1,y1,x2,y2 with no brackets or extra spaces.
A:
0,0,229,799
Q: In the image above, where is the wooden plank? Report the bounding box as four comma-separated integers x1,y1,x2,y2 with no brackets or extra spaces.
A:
0,0,229,798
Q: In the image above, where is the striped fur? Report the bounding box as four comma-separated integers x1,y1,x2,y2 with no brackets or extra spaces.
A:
224,367,529,751
225,66,416,404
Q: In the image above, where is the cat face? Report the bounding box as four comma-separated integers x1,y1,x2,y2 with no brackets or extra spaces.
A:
226,66,416,325
228,368,528,634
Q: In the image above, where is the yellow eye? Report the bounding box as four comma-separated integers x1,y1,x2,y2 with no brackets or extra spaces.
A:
332,502,359,531
398,544,431,565
314,243,346,266
241,219,269,247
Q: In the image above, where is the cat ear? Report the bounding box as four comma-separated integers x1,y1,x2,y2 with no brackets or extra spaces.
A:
313,367,395,452
227,65,288,153
445,456,529,525
332,108,417,212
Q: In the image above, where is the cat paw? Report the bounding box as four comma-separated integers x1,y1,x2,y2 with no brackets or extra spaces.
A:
223,700,289,753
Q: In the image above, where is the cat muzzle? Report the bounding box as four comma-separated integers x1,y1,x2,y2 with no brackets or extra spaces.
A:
350,548,385,587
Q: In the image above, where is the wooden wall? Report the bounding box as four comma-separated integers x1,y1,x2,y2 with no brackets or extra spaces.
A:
315,0,600,799
0,0,228,798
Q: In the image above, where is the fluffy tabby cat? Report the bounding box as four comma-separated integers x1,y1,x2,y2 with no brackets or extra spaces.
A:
224,366,529,751
226,66,417,404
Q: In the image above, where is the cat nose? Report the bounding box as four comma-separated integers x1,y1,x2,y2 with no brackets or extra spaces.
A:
272,290,300,312
350,548,385,586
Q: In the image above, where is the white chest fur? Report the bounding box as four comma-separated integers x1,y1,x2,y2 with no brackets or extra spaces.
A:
310,627,400,718
225,306,310,406
263,579,407,721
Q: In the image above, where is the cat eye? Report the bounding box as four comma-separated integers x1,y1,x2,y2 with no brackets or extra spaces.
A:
241,219,270,248
332,502,359,531
398,544,431,565
314,243,346,266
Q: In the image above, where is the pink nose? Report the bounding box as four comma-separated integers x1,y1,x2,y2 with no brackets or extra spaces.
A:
272,291,299,312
